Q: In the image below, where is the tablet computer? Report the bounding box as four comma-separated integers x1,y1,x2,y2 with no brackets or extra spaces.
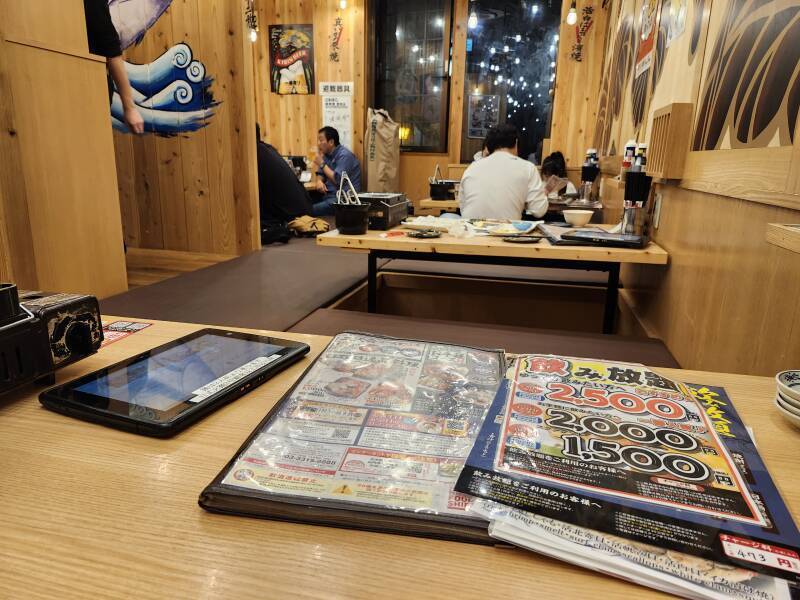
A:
39,329,310,437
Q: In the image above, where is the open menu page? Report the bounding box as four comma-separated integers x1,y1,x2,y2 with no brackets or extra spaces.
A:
218,333,503,519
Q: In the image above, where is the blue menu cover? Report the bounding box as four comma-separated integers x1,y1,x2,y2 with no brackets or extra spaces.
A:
455,355,800,582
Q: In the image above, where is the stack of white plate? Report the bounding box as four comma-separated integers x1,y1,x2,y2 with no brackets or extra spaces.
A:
775,370,800,428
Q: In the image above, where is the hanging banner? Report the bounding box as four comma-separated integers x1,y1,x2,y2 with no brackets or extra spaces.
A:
320,82,354,150
269,24,315,95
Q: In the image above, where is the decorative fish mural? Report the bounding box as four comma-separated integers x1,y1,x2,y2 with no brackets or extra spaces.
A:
107,0,218,136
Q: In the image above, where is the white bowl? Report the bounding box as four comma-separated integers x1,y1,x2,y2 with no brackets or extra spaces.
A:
778,389,800,411
777,394,800,417
563,210,594,227
775,398,800,429
776,370,800,402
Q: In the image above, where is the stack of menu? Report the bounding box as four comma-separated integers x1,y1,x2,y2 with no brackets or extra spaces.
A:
455,355,800,598
200,332,504,542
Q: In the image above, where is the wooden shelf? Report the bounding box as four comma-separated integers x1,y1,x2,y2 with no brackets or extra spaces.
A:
766,223,800,254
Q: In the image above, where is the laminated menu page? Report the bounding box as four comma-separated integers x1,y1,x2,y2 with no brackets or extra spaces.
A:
200,332,504,542
455,355,800,581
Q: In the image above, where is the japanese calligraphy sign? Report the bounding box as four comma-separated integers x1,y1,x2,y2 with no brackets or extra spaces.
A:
457,355,800,581
499,356,762,524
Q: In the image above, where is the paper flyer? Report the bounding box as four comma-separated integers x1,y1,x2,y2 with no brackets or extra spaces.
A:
470,499,794,600
456,355,800,581
221,333,502,518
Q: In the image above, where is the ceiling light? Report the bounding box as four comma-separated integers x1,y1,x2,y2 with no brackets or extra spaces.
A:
566,0,578,25
412,45,419,53
339,0,347,9
480,61,485,68
532,4,539,15
515,34,521,42
433,85,440,92
554,34,559,42
515,57,520,64
503,45,510,52
490,47,496,54
468,11,478,29
435,17,444,27
429,54,436,62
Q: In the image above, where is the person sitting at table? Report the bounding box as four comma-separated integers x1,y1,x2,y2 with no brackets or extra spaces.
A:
310,126,362,216
541,151,578,199
256,124,313,223
459,124,548,219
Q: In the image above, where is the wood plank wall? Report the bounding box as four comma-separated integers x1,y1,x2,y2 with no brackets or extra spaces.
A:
252,0,367,162
592,0,800,376
114,0,260,255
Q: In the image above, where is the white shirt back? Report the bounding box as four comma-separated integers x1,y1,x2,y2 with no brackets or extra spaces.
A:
459,151,549,220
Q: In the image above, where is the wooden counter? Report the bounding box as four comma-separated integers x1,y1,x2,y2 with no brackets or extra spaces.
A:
0,318,797,599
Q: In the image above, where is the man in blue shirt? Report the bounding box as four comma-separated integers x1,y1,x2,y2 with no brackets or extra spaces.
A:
311,126,362,216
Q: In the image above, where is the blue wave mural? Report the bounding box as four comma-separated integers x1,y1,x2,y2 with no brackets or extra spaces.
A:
108,0,219,136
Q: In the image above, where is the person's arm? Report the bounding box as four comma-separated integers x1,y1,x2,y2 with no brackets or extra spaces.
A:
107,56,144,134
525,165,549,218
320,163,337,184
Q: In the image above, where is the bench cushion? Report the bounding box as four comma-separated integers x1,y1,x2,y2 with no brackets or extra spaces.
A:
102,239,368,331
289,309,680,368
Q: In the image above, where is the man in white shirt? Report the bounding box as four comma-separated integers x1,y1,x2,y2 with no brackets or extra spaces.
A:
459,124,549,219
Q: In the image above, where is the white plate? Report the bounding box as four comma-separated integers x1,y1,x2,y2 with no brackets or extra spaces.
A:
775,397,800,430
778,389,800,411
776,370,800,402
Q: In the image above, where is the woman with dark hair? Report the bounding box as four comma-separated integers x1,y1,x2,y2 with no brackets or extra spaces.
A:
541,151,577,199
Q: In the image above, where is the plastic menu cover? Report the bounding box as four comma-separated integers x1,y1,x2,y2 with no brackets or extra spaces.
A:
200,333,504,542
469,499,795,600
455,355,800,581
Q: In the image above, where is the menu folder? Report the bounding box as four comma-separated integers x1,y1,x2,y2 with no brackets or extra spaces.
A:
199,332,506,543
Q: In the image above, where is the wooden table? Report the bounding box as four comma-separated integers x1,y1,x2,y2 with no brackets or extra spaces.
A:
317,227,668,334
2,317,797,599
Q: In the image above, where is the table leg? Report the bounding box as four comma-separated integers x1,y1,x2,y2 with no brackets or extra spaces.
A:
603,263,620,334
367,252,377,313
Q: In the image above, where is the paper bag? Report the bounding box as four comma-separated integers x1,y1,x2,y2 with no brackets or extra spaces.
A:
366,108,400,192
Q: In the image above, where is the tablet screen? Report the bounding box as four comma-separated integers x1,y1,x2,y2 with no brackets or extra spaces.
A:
75,333,285,412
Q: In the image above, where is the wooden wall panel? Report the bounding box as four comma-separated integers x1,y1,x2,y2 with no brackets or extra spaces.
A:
622,185,800,376
4,41,128,297
0,36,37,287
253,0,367,161
549,0,611,168
114,0,260,256
2,0,88,55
